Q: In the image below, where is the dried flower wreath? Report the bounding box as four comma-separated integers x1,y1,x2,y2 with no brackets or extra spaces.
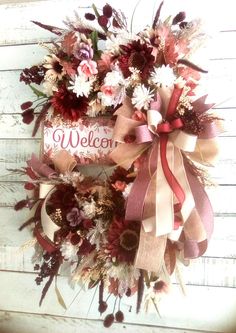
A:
16,2,222,327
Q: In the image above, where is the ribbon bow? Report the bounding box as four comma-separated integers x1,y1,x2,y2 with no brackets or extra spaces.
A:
27,150,77,253
110,87,220,272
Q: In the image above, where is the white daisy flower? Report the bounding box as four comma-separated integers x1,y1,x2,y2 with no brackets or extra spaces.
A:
151,65,176,87
132,84,154,110
68,74,94,98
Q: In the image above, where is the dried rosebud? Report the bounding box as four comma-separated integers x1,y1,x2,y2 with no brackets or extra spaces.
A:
112,18,120,28
126,288,131,297
115,310,124,322
98,15,109,27
85,13,96,20
14,199,28,211
179,21,188,29
112,180,126,192
103,313,114,328
98,301,108,314
24,182,35,190
22,109,34,124
21,101,33,110
172,11,186,25
153,280,169,293
124,134,136,143
103,4,113,18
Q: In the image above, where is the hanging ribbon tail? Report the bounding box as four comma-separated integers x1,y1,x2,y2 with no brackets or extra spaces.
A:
180,159,214,258
135,228,167,273
27,153,56,178
125,143,158,221
34,224,58,253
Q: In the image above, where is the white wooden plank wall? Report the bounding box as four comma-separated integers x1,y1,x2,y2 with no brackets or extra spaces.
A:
0,1,236,332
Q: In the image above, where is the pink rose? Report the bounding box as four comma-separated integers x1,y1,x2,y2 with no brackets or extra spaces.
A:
78,60,98,78
100,85,115,96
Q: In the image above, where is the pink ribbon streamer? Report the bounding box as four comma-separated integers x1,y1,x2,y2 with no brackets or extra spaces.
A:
27,154,56,178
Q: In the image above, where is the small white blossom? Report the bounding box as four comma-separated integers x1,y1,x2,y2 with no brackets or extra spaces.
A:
123,182,133,199
150,65,176,87
132,84,154,110
59,171,84,187
42,80,58,97
105,32,134,55
60,241,78,261
82,199,96,218
69,74,94,97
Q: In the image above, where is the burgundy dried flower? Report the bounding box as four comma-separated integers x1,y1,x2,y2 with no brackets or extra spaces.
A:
179,21,188,29
172,11,186,25
20,65,46,85
98,15,109,27
22,109,34,124
51,85,88,122
85,13,96,21
21,101,33,110
78,238,94,255
106,217,140,263
115,310,124,322
103,313,115,328
66,207,83,227
103,4,113,18
118,40,155,79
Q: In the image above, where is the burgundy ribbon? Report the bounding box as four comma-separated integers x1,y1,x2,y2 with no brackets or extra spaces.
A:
34,224,58,254
125,86,186,225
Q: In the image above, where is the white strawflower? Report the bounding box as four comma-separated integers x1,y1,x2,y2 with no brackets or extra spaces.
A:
132,84,154,110
82,199,96,218
69,74,94,97
151,65,176,87
60,241,78,261
104,68,126,86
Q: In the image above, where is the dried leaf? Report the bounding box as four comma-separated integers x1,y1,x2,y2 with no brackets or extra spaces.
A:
164,240,176,275
177,58,208,73
55,282,67,310
61,32,77,55
31,21,63,36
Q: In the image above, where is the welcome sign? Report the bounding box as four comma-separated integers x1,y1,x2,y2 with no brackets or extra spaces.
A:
43,118,116,164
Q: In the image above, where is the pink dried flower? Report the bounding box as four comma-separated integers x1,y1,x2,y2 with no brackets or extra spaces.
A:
112,180,127,191
78,60,98,78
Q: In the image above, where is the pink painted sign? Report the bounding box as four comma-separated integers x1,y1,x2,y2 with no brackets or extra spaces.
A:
43,118,116,164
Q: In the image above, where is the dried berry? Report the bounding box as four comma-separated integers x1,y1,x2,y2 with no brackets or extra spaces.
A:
24,182,35,190
22,109,34,124
21,101,33,110
103,313,114,328
172,11,186,25
125,288,131,297
85,13,96,21
98,301,108,314
115,310,124,322
103,4,113,18
98,15,109,27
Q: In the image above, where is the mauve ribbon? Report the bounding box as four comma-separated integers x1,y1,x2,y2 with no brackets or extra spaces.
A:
180,158,214,258
27,154,56,178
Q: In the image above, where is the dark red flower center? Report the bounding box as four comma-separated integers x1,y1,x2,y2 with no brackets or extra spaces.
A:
128,52,146,70
53,61,63,74
119,229,138,251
